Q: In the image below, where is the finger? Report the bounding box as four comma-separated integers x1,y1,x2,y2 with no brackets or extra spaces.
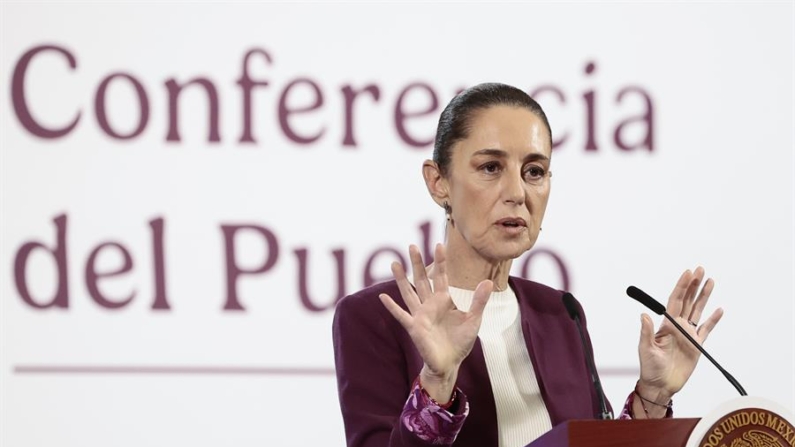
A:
666,270,692,317
680,267,705,318
639,313,656,350
379,293,414,329
468,280,494,317
688,278,714,325
392,261,421,313
696,307,724,342
409,245,432,300
431,243,449,296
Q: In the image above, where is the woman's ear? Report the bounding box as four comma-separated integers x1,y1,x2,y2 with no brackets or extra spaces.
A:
422,160,449,208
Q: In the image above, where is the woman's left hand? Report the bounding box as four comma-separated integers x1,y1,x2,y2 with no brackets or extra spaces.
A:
636,267,724,412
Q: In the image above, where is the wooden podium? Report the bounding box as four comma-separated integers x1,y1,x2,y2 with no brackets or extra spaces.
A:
526,418,701,447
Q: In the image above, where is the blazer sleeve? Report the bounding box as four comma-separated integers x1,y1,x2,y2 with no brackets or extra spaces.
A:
332,287,464,447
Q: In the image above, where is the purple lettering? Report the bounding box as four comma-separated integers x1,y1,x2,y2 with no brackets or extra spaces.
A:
278,78,325,144
614,87,654,151
294,248,346,312
583,61,598,151
149,217,170,310
363,247,406,288
95,73,149,139
341,84,380,147
14,214,69,309
529,85,568,150
394,82,438,148
221,224,279,311
85,242,135,308
237,48,273,144
165,77,221,142
518,248,571,291
11,45,80,139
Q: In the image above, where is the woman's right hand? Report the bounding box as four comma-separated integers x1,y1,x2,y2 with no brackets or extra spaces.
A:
378,243,493,403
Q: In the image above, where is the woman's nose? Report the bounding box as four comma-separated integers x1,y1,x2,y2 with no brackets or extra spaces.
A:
503,170,525,206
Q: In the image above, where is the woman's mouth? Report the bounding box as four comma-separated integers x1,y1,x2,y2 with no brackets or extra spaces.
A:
495,217,528,234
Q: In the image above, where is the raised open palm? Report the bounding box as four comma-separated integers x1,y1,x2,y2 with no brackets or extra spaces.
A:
378,244,493,402
638,267,724,397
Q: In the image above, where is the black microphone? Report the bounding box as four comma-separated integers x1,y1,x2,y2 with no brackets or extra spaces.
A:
626,285,747,396
562,292,613,420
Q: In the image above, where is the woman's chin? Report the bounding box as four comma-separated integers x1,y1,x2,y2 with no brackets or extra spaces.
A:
480,243,532,263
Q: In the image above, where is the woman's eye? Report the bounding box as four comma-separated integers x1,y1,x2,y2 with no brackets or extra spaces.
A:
481,162,501,174
524,166,547,181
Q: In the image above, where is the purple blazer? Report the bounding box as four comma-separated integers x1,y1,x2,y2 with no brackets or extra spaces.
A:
332,276,612,447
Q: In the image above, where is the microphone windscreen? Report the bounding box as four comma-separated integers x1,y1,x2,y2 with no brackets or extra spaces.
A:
626,286,666,315
561,292,579,320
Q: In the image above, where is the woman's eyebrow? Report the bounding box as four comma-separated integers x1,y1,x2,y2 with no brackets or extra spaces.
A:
471,148,507,157
471,149,550,164
524,153,550,163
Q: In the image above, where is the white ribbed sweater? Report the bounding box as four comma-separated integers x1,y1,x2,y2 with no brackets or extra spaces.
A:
449,286,553,447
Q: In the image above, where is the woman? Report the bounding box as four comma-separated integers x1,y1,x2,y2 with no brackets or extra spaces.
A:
332,83,722,447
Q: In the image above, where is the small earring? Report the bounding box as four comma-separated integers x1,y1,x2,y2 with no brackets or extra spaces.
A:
443,202,454,225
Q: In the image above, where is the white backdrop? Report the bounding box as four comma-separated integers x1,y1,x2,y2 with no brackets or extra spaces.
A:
1,2,793,446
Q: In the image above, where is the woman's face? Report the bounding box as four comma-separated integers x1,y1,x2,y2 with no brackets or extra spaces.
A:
444,105,552,262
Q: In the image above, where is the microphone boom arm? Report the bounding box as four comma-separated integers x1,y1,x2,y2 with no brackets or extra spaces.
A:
660,312,747,396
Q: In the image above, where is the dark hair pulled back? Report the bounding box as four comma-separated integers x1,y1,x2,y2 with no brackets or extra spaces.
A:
433,83,552,176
